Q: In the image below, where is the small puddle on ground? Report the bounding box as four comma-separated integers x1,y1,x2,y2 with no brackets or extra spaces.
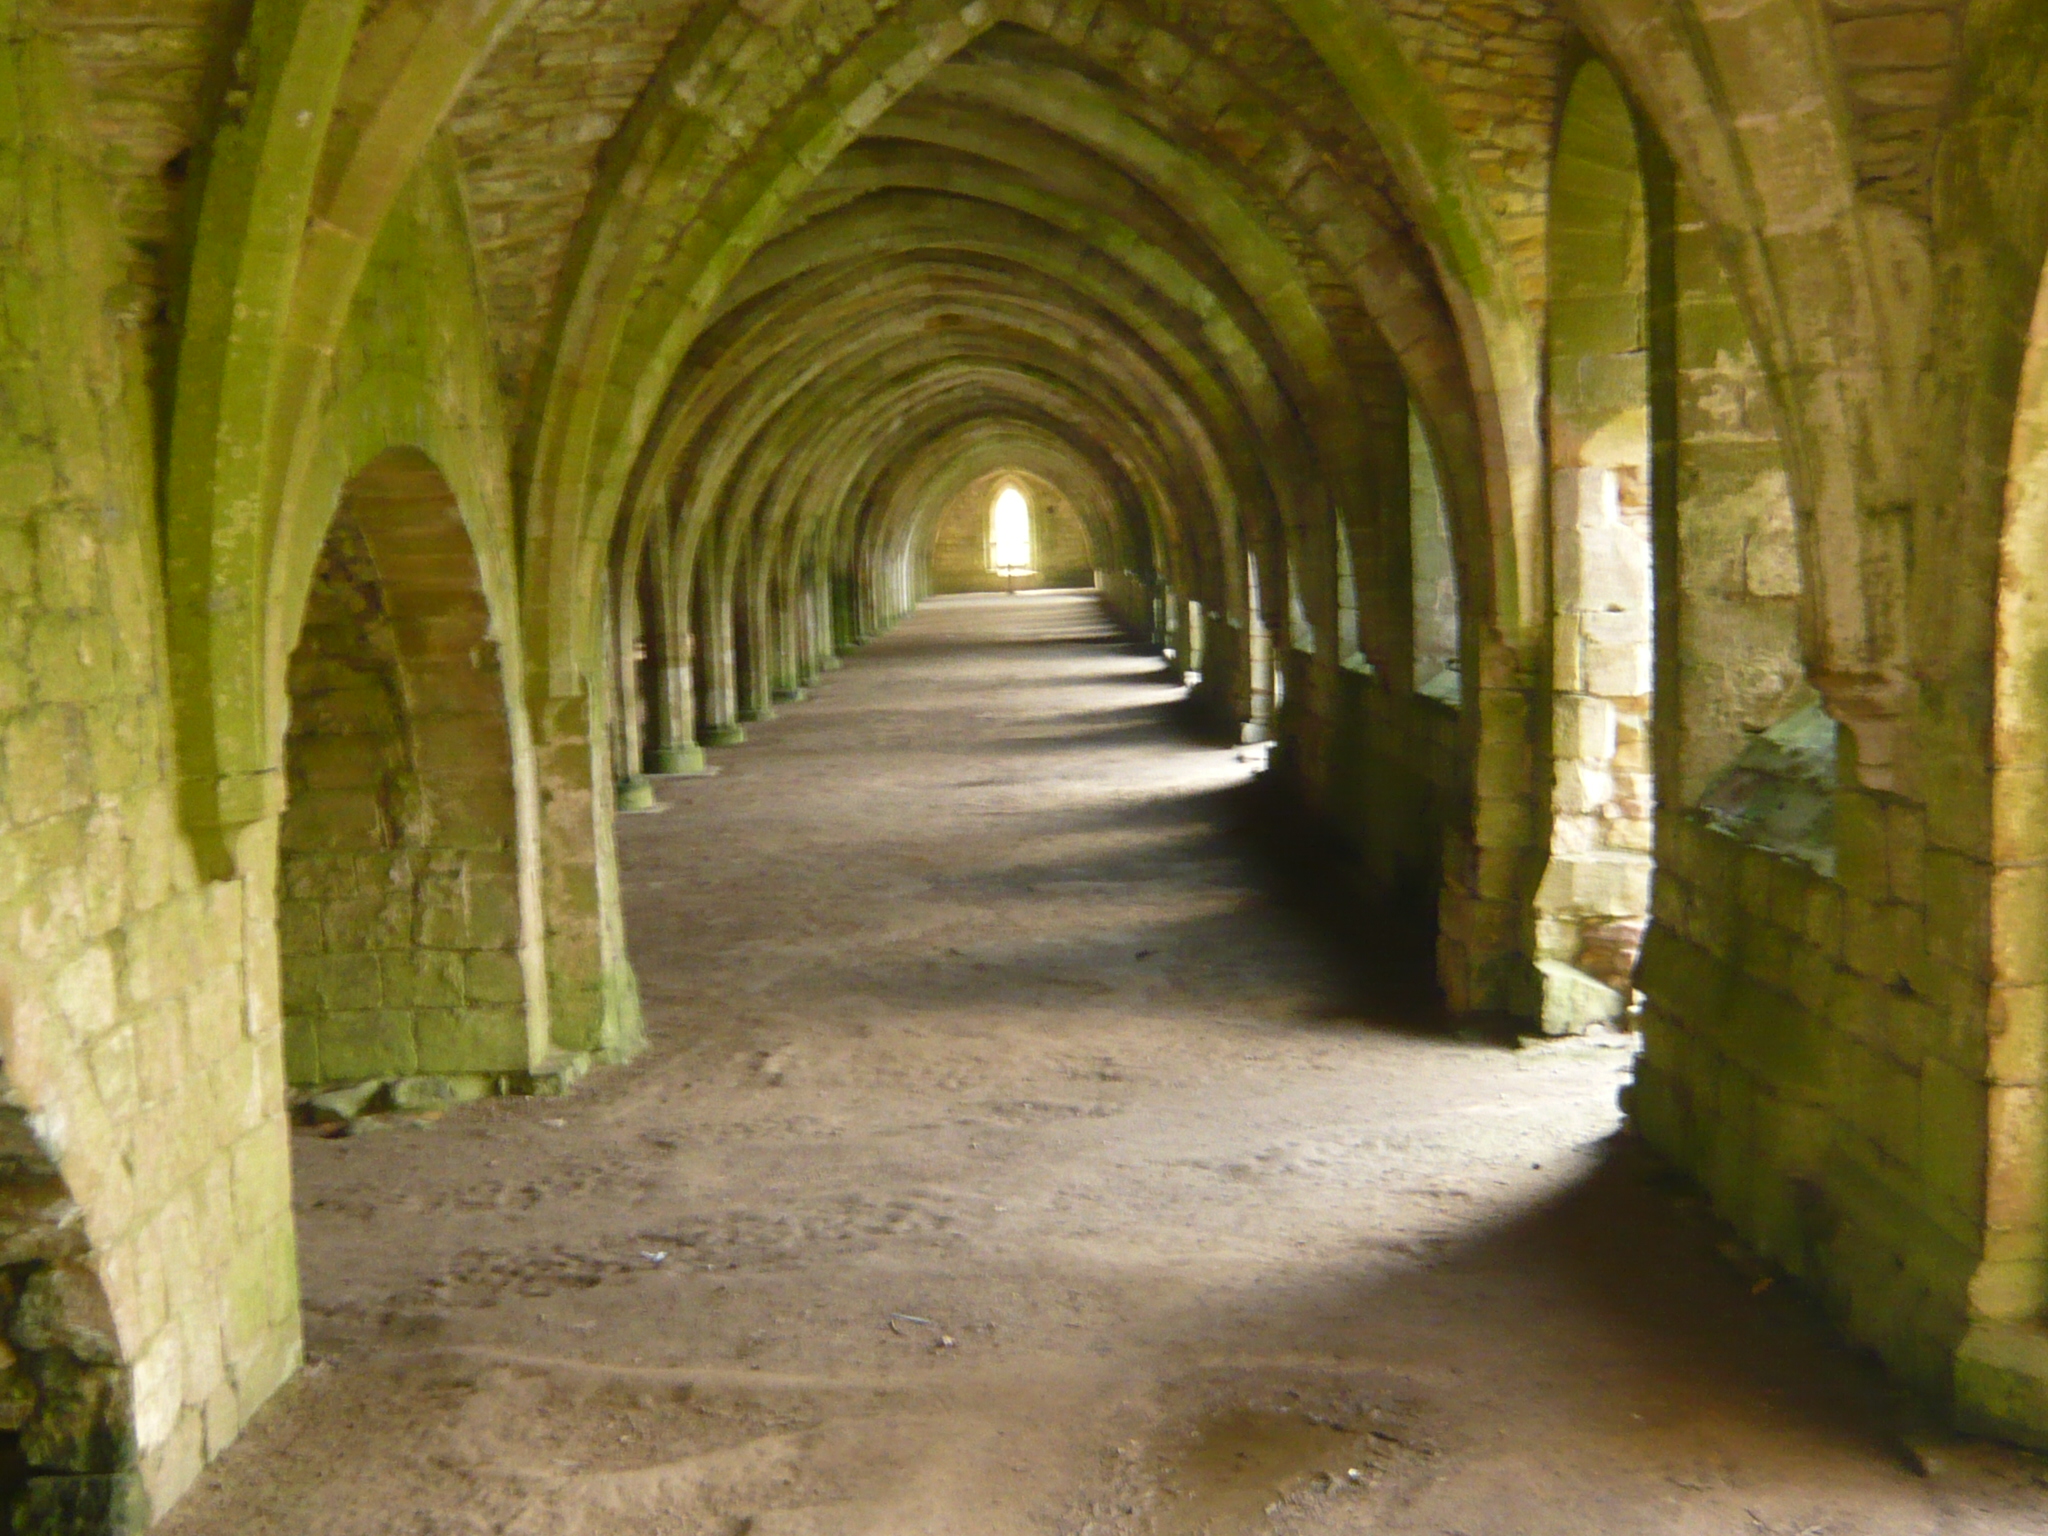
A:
1149,1404,1373,1534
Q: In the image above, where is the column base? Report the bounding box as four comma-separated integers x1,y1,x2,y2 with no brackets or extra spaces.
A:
646,743,709,775
771,685,808,704
820,654,843,671
1957,1321,2048,1451
615,776,661,813
702,723,747,747
737,705,776,724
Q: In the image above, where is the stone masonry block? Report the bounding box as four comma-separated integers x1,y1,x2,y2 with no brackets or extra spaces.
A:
228,1127,291,1240
1920,1056,1986,1229
1924,848,1991,979
423,785,516,852
289,736,385,792
1553,693,1616,762
314,1010,418,1082
1987,1084,2047,1236
6,707,89,825
323,892,412,953
1834,790,1888,895
1802,880,1845,959
380,950,462,1008
276,900,323,957
278,790,386,854
464,874,524,951
282,1020,320,1086
464,950,526,1004
1989,985,2048,1086
1991,863,2048,989
280,855,357,902
29,613,120,704
308,953,381,1012
413,877,469,949
33,504,104,611
413,1007,526,1075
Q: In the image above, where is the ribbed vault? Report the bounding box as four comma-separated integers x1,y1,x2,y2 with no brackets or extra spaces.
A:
584,12,1481,763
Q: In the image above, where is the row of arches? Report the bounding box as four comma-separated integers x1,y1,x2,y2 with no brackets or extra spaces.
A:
15,0,2048,1521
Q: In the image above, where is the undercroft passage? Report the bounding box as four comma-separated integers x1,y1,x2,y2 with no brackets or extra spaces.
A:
157,597,2048,1533
11,0,2048,1527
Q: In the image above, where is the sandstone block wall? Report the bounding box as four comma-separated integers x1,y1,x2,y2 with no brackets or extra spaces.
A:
0,25,299,1517
928,477,1098,593
1633,794,1976,1398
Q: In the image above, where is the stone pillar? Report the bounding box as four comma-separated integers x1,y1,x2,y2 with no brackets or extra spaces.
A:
693,565,745,747
1244,554,1274,744
535,687,645,1061
1436,640,1545,1020
814,568,843,669
607,575,656,812
735,577,776,723
639,556,705,775
770,574,807,704
794,579,818,686
835,571,865,648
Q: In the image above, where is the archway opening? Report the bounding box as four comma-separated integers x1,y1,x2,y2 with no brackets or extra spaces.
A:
278,450,544,1094
1534,62,1655,1033
989,484,1033,577
1409,406,1462,707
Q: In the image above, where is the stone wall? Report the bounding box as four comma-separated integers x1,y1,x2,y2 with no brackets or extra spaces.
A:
277,494,532,1089
1632,789,1975,1399
927,477,1097,593
1665,185,1809,808
0,21,299,1517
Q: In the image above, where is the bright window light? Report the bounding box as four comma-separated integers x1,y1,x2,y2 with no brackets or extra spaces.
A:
989,485,1033,573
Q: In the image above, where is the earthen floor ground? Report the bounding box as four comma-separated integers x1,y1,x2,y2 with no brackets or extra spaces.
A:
165,592,2048,1534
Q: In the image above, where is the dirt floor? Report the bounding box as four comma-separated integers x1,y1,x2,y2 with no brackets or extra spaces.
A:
164,591,2048,1534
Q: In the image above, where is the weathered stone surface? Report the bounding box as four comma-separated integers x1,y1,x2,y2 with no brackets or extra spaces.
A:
12,1267,121,1367
11,1472,147,1536
301,1080,386,1125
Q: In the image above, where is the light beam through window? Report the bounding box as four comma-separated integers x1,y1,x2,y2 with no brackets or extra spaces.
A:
989,485,1033,574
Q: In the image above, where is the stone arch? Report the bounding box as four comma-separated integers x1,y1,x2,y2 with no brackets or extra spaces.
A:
528,0,1503,687
1572,2,1923,788
1952,7,2048,1435
1955,246,2048,1439
277,449,549,1091
1533,59,1655,1034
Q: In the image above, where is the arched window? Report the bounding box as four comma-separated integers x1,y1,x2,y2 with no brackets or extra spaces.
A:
988,485,1033,574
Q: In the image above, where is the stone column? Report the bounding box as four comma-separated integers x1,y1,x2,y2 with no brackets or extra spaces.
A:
694,564,745,746
770,574,807,704
814,568,842,670
1244,553,1274,744
535,686,646,1061
735,577,776,723
605,572,657,813
640,554,706,775
642,622,705,775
